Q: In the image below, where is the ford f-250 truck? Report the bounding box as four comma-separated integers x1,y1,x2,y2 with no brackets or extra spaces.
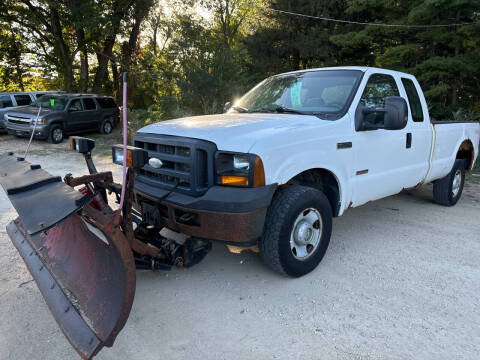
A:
133,66,479,277
1,66,479,359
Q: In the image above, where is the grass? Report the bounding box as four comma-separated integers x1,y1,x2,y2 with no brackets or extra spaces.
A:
466,159,480,183
83,128,123,157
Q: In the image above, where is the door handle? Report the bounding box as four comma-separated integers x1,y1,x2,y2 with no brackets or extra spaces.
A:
406,133,412,149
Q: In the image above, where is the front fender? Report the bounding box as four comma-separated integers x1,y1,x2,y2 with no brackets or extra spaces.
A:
265,150,350,216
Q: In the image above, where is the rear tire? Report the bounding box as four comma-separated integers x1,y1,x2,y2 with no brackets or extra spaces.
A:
433,159,466,206
48,125,64,144
100,119,113,134
259,185,332,277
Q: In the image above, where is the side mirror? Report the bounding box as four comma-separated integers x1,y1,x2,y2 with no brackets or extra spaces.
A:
355,96,408,131
223,102,232,113
383,96,408,130
69,107,79,112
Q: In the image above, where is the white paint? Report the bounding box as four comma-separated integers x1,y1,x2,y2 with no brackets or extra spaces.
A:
138,67,480,216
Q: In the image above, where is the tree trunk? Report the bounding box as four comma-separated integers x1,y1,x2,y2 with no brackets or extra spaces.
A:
92,0,131,92
77,28,89,92
50,6,73,91
111,60,120,100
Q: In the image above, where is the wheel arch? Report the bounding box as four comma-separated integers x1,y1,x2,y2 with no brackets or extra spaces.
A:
282,168,342,217
456,139,474,171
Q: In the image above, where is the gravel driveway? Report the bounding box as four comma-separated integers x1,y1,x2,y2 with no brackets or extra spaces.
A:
1,135,479,360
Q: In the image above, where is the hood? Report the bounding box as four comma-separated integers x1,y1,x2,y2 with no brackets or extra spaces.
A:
137,113,333,152
5,106,55,118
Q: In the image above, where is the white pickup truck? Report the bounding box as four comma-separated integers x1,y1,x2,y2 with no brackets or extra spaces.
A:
133,66,479,277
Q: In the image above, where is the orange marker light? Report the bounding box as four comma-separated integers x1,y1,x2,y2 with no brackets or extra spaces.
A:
220,175,249,186
126,150,133,167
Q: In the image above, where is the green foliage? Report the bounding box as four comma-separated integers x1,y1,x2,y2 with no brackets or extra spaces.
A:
0,0,479,123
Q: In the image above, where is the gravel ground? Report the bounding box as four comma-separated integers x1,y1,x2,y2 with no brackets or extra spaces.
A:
0,135,479,360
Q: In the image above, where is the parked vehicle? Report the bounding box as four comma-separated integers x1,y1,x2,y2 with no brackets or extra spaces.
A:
0,91,63,133
0,67,478,358
5,93,120,143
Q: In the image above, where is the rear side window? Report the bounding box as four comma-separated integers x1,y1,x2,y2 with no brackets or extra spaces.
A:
14,94,32,106
83,98,97,110
401,78,424,122
0,95,13,108
96,97,117,108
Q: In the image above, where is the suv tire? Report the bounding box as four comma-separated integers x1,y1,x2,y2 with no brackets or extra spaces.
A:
259,185,333,277
100,119,113,134
433,159,466,206
48,125,64,144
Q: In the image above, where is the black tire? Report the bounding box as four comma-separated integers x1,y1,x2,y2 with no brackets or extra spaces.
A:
433,159,466,206
48,125,64,144
259,185,333,277
100,119,113,134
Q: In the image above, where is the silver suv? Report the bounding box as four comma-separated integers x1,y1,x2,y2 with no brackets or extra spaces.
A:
0,91,63,133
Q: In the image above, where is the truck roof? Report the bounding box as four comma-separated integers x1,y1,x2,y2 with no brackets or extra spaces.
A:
277,66,414,78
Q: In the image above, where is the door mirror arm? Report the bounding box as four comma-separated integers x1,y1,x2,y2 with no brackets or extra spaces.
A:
223,101,232,113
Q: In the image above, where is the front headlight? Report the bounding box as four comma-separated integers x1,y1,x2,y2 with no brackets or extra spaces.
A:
32,117,45,125
215,152,265,187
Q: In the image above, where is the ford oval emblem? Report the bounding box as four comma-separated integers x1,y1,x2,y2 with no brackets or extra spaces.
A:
149,158,163,169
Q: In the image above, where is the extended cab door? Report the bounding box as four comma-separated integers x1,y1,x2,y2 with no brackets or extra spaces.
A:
351,71,424,206
397,77,432,185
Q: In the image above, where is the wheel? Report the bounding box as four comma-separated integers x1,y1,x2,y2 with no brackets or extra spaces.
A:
48,125,64,144
100,119,113,134
259,185,333,277
433,159,466,206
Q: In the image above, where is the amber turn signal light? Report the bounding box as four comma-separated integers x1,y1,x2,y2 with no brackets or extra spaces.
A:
220,175,249,186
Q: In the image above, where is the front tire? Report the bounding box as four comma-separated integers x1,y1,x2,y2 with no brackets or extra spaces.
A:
433,159,466,206
48,125,64,144
259,185,333,277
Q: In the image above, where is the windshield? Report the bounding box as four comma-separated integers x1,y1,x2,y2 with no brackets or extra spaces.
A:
32,95,68,110
233,70,363,118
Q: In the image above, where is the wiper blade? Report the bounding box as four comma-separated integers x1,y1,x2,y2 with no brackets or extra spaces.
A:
274,106,308,115
232,106,250,113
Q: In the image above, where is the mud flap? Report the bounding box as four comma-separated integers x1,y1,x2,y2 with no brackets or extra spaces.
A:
1,154,136,359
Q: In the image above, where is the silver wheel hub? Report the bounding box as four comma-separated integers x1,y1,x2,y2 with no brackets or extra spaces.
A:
290,208,322,260
452,169,462,197
104,123,111,133
53,129,62,141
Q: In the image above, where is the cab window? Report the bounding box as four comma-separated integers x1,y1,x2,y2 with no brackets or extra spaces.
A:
0,95,13,108
360,74,400,125
401,78,424,122
83,98,97,110
14,94,32,106
68,99,83,112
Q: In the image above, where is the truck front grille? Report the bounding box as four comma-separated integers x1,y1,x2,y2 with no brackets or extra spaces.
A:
133,133,217,197
6,115,31,124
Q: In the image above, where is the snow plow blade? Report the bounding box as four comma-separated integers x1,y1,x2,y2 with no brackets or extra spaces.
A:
1,154,136,359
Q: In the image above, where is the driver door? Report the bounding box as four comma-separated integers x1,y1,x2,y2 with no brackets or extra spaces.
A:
352,72,410,206
66,98,85,132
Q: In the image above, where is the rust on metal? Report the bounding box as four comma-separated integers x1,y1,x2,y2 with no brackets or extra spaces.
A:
64,172,114,188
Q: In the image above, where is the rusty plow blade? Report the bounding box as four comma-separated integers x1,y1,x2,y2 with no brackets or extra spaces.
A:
0,153,136,359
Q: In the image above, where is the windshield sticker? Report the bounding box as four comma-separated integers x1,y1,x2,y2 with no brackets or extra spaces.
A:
49,98,55,107
290,82,302,107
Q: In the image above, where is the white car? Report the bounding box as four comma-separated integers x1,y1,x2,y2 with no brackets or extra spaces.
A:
133,66,480,277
